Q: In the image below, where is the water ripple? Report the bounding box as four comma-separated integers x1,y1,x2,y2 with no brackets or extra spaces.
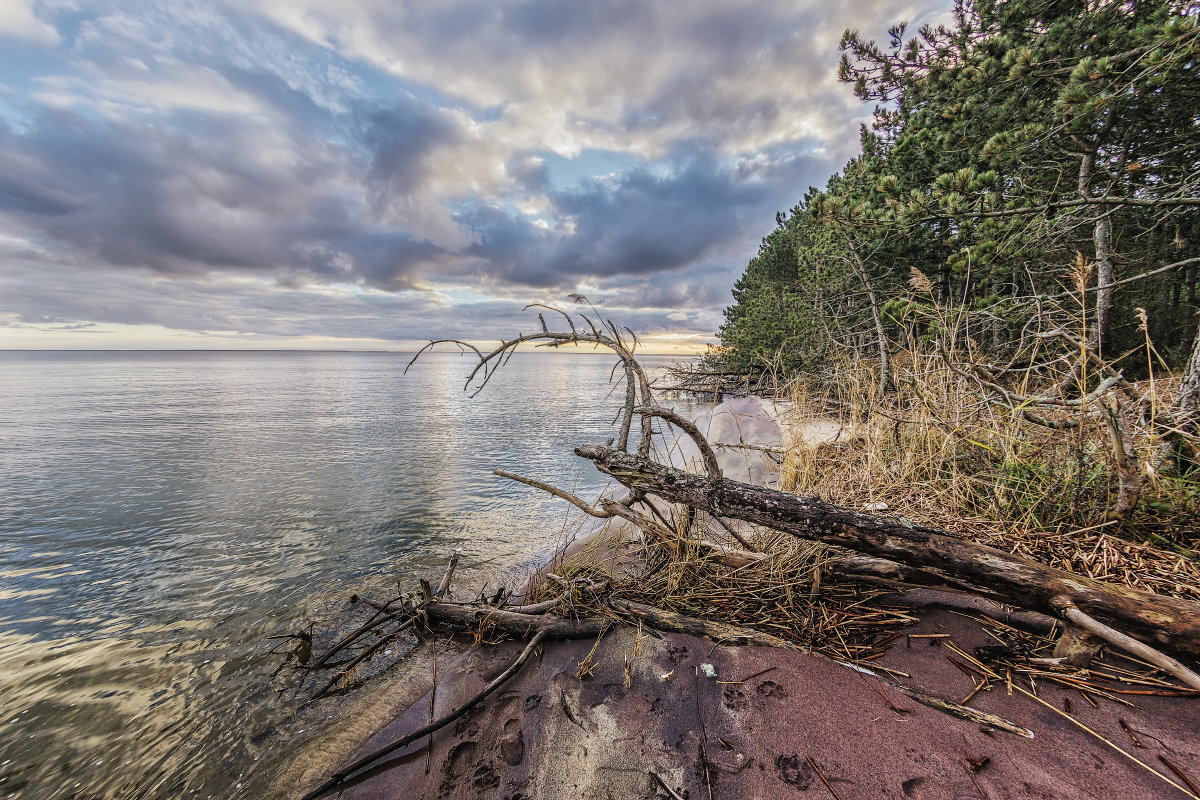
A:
0,350,689,799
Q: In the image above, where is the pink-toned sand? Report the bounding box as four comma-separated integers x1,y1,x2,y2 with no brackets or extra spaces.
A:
295,606,1200,800
289,397,1200,799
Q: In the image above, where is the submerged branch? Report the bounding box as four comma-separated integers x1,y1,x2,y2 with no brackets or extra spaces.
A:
493,468,617,518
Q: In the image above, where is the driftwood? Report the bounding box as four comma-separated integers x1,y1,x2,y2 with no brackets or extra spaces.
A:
597,498,768,569
1050,595,1200,690
384,597,797,650
576,445,1200,661
890,684,1034,738
829,554,1009,599
435,551,460,599
493,469,767,569
309,617,418,702
611,599,796,649
423,601,608,640
876,588,1059,636
493,468,616,518
511,580,610,615
353,595,411,614
309,596,407,672
350,591,801,657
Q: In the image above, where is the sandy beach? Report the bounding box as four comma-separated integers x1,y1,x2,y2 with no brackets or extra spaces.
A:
287,397,1200,799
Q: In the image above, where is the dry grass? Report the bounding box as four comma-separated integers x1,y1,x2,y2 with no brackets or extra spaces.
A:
541,518,916,664
523,290,1200,668
777,347,1200,603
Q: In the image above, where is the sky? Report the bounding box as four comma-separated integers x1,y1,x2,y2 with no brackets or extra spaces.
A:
0,0,950,353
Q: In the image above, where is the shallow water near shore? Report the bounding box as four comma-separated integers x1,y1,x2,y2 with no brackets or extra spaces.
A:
0,349,690,800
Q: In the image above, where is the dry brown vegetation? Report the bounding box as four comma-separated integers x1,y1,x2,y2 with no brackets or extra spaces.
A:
506,285,1200,671
532,523,917,665
776,330,1200,604
299,302,1200,800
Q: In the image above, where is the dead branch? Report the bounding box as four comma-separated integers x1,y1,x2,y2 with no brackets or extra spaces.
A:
1051,596,1200,690
965,362,1124,409
404,306,658,454
423,601,608,639
649,770,688,800
598,499,767,569
876,588,1058,636
435,551,460,599
713,441,787,455
708,514,760,553
309,596,408,672
495,462,764,569
309,616,418,702
636,406,723,477
353,594,609,638
890,684,1034,738
610,599,796,649
511,580,610,615
829,555,1011,600
352,595,409,614
493,468,617,518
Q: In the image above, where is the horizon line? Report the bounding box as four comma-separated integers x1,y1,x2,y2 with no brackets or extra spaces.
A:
0,347,696,356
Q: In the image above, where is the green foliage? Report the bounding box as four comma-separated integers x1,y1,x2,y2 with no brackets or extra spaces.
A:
715,199,860,373
719,0,1200,376
996,446,1109,529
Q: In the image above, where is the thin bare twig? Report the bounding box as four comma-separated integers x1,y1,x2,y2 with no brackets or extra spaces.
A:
493,469,616,518
636,406,723,477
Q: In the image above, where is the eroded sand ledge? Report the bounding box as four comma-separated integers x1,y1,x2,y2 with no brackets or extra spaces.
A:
285,398,1200,800
295,619,1200,800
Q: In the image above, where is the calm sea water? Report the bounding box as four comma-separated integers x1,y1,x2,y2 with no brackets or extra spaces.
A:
0,350,687,799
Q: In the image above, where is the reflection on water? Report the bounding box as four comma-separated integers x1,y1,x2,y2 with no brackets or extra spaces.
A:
0,350,690,799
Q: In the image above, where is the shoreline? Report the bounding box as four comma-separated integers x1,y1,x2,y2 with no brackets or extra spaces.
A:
284,395,1200,800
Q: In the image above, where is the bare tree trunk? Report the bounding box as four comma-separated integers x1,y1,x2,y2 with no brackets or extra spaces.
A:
1094,212,1114,351
1177,320,1200,417
841,234,892,391
1186,256,1198,321
1100,395,1145,520
937,256,951,306
1143,319,1200,477
1078,150,1114,352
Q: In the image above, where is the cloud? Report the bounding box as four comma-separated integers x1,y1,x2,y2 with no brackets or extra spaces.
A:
0,1,60,47
245,0,936,158
0,0,953,349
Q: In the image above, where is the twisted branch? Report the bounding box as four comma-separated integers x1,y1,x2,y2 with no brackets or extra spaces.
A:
405,305,658,454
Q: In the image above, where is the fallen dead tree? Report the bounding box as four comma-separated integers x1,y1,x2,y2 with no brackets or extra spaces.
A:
575,443,1200,669
295,307,1200,800
401,305,1200,676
